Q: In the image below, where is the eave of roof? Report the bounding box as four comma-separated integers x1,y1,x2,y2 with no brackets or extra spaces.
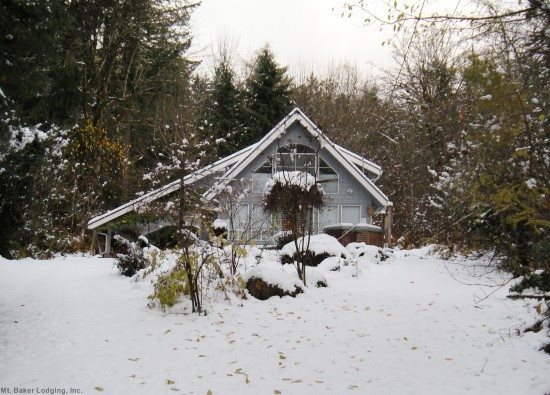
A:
334,144,382,178
87,143,256,230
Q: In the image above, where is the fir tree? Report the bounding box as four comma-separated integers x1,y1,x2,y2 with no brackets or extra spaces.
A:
242,45,293,147
205,60,244,157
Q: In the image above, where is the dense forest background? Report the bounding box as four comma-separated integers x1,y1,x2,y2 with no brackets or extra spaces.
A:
0,0,547,281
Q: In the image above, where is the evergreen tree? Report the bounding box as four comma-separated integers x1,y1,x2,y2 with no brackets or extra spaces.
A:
205,60,244,157
0,134,46,258
0,0,197,257
242,45,293,147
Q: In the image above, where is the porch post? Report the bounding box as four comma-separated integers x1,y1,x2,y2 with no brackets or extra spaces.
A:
105,229,112,256
90,230,97,255
384,203,393,247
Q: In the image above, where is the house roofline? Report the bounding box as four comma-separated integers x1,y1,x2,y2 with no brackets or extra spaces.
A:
204,107,389,205
334,144,382,178
87,143,257,230
88,107,389,230
293,108,388,204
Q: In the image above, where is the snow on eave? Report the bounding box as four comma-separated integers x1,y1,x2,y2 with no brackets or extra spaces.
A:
87,144,257,230
333,144,382,177
203,107,389,207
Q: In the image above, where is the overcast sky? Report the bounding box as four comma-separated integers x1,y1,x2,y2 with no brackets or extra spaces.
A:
189,0,393,78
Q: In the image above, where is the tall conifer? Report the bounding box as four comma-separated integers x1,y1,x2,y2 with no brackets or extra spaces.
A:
242,45,293,147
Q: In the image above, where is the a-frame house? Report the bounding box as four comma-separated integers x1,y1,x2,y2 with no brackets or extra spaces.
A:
88,108,393,254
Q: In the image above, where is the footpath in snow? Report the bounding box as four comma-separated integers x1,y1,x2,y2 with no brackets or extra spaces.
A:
0,247,549,394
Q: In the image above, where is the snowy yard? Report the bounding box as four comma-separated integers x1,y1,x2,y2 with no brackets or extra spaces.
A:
1,247,548,394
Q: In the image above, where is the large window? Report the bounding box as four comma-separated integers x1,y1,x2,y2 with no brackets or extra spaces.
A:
250,204,271,240
275,144,316,173
228,204,249,240
250,144,339,194
341,205,361,224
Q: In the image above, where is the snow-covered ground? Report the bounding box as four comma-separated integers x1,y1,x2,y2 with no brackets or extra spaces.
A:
1,247,549,394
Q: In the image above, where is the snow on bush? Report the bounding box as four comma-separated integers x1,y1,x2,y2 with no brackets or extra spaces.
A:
9,125,48,152
264,171,322,196
281,234,349,260
307,267,328,287
212,218,227,230
347,242,392,263
243,263,304,294
317,256,343,272
273,230,294,249
113,235,149,277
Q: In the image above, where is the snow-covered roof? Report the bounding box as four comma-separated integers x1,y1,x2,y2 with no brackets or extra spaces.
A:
88,107,388,230
334,144,382,179
87,143,257,230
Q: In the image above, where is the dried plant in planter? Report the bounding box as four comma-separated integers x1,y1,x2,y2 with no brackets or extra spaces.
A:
263,171,326,285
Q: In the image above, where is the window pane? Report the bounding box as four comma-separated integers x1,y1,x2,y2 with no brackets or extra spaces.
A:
342,206,361,224
319,158,336,174
294,154,315,171
251,204,270,240
255,158,272,173
276,153,294,171
319,206,339,230
233,205,249,230
319,173,338,193
278,144,315,154
252,172,271,192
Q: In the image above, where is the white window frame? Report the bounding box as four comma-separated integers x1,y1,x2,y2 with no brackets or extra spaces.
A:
253,146,340,196
250,204,272,241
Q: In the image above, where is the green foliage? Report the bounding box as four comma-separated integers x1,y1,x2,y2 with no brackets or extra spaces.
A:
205,60,245,157
242,45,293,148
113,235,149,277
149,267,190,310
0,137,46,258
64,122,125,220
510,272,550,294
0,0,197,256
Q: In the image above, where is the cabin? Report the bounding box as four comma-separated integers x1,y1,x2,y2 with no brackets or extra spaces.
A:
88,108,393,254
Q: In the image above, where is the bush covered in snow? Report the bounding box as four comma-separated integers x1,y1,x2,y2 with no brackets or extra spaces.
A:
317,256,342,272
280,234,348,266
273,230,294,250
346,242,393,263
243,263,304,300
307,267,327,287
211,218,227,237
113,235,149,277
